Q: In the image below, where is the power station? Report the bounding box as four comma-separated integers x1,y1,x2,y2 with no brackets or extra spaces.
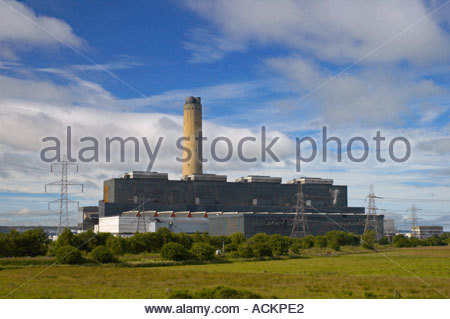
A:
86,97,383,237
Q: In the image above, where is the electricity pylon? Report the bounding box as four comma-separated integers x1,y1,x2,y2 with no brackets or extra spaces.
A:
364,185,382,239
45,156,83,235
290,184,309,238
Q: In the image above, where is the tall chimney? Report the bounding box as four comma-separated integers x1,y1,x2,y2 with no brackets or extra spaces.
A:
182,96,203,176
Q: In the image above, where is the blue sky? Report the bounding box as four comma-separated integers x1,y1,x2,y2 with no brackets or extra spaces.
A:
0,0,449,230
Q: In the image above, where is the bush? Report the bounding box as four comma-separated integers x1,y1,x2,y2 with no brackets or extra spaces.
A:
361,230,376,250
190,242,216,261
325,230,359,246
300,235,315,249
168,290,193,299
106,236,127,256
55,228,75,247
175,233,194,250
314,235,327,248
126,233,149,254
269,234,290,255
252,242,273,257
55,245,83,264
378,237,390,245
237,244,255,258
290,240,301,255
169,286,262,299
230,232,246,245
328,239,341,251
90,245,117,263
195,286,262,299
160,242,190,261
73,229,97,252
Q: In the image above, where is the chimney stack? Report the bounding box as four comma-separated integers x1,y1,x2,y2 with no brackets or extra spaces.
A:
182,96,203,176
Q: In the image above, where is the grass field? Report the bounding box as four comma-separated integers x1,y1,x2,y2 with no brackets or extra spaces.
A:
0,246,449,298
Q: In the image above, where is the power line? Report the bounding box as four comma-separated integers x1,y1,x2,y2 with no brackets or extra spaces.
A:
364,185,382,240
45,157,83,234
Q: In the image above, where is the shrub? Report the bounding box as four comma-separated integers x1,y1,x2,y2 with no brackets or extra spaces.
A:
90,245,117,263
190,242,216,261
230,232,246,245
361,230,376,250
290,241,301,255
168,290,193,299
196,286,262,299
169,286,262,299
252,242,273,258
326,230,358,246
314,235,327,248
160,242,190,261
95,232,112,246
73,229,97,252
378,237,389,245
126,233,149,254
55,228,75,247
176,233,194,250
106,236,127,256
6,228,49,257
328,239,341,251
55,245,83,264
237,244,255,258
269,234,290,255
300,235,315,249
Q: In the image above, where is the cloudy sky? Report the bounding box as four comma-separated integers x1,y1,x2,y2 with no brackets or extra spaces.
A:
0,0,449,230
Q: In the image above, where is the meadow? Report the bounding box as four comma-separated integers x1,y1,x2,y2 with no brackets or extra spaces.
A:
0,245,448,298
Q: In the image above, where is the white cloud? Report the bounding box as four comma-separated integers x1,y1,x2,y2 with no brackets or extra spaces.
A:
265,56,444,125
184,0,450,65
0,0,84,59
184,27,245,63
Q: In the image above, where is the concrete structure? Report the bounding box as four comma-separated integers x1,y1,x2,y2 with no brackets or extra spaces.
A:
208,212,382,238
383,219,396,237
182,96,203,177
88,96,383,238
78,206,99,231
98,210,209,235
100,174,363,217
411,226,444,239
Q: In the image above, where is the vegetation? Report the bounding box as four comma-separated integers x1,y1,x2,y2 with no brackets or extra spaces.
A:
0,246,449,298
90,246,117,264
55,245,83,265
160,242,190,261
189,242,216,261
169,286,262,299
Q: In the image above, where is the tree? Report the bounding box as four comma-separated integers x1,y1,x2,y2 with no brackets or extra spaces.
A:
160,242,190,261
361,230,376,250
126,233,149,254
378,237,389,245
90,245,117,263
230,232,246,245
73,229,97,251
190,242,216,261
175,232,193,250
106,235,127,256
55,245,83,264
55,228,75,247
156,227,174,244
237,244,255,258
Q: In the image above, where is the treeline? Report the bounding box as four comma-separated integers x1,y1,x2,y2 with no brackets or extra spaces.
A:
0,227,448,263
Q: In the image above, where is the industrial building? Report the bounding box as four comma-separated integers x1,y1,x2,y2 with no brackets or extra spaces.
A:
411,226,444,239
84,96,382,237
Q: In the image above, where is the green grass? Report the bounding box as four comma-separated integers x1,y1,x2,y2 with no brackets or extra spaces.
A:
0,246,448,298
